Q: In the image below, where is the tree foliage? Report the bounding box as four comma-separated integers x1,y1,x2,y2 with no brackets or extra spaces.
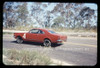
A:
3,2,15,28
52,16,65,28
3,2,97,31
17,2,29,26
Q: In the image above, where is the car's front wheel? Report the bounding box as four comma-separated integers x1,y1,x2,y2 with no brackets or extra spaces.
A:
16,37,23,44
43,39,51,47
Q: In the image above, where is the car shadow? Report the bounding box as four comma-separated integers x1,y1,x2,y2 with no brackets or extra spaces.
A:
51,43,62,48
11,41,62,48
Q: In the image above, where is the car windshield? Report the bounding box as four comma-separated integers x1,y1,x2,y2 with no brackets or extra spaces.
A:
48,30,56,34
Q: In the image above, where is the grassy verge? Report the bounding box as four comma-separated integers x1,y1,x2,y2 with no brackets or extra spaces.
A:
3,48,53,65
52,28,97,33
3,27,97,33
3,32,13,35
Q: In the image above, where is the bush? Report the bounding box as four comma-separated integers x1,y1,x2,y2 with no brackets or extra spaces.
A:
3,48,53,65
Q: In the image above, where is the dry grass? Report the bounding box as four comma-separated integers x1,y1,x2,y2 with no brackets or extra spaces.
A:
3,32,13,34
3,48,53,65
3,26,97,33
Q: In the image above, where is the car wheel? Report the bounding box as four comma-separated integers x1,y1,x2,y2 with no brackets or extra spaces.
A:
16,37,23,44
43,39,51,47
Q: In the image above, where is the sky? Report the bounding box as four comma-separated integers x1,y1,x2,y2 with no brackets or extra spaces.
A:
84,3,97,10
27,2,97,11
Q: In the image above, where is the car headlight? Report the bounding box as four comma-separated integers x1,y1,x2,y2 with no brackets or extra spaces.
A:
57,37,62,41
57,39,62,41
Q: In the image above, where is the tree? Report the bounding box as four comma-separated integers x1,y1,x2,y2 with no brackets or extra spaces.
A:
78,7,95,29
3,2,25,28
3,2,97,31
31,2,45,28
51,3,84,29
3,2,15,28
52,16,65,28
44,11,53,28
17,2,29,26
65,3,84,29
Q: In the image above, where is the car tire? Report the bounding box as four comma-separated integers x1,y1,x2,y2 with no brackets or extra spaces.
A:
43,39,51,47
16,37,23,44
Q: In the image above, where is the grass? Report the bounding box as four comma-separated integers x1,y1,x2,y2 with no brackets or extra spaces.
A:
3,26,97,33
52,28,97,33
3,48,53,65
3,32,13,35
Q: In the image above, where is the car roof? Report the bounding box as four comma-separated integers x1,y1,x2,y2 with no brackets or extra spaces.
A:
32,28,49,31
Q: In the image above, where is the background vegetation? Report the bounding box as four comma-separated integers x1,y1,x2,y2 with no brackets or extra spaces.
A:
3,2,97,32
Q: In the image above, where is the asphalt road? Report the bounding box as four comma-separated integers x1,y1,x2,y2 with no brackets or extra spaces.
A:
3,34,97,66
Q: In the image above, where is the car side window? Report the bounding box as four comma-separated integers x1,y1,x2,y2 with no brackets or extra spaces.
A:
38,30,44,34
29,29,39,34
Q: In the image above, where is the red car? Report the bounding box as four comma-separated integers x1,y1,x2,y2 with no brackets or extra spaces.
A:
14,28,67,47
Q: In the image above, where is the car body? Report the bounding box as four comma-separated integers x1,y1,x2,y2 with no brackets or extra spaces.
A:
14,28,67,46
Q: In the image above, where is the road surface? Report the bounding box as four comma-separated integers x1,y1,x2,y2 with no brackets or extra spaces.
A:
3,34,97,66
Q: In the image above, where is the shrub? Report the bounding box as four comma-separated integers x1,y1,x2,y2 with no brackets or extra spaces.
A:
3,48,53,65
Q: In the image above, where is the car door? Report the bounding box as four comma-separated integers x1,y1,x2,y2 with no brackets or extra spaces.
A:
36,30,45,42
26,29,39,42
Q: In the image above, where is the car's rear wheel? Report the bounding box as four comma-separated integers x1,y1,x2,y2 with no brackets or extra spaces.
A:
43,39,51,47
16,37,23,44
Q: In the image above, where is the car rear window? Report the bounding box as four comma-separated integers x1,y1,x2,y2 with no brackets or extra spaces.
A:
48,30,56,34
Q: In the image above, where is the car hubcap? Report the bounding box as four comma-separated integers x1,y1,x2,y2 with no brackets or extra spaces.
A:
44,39,51,47
17,37,23,43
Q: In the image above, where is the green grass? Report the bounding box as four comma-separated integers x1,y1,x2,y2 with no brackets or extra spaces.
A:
3,48,53,65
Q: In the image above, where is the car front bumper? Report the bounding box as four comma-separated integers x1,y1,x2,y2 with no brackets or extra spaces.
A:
57,39,67,44
57,40,63,44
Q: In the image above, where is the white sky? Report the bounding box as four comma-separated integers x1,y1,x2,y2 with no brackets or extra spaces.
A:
27,3,97,12
84,3,97,10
